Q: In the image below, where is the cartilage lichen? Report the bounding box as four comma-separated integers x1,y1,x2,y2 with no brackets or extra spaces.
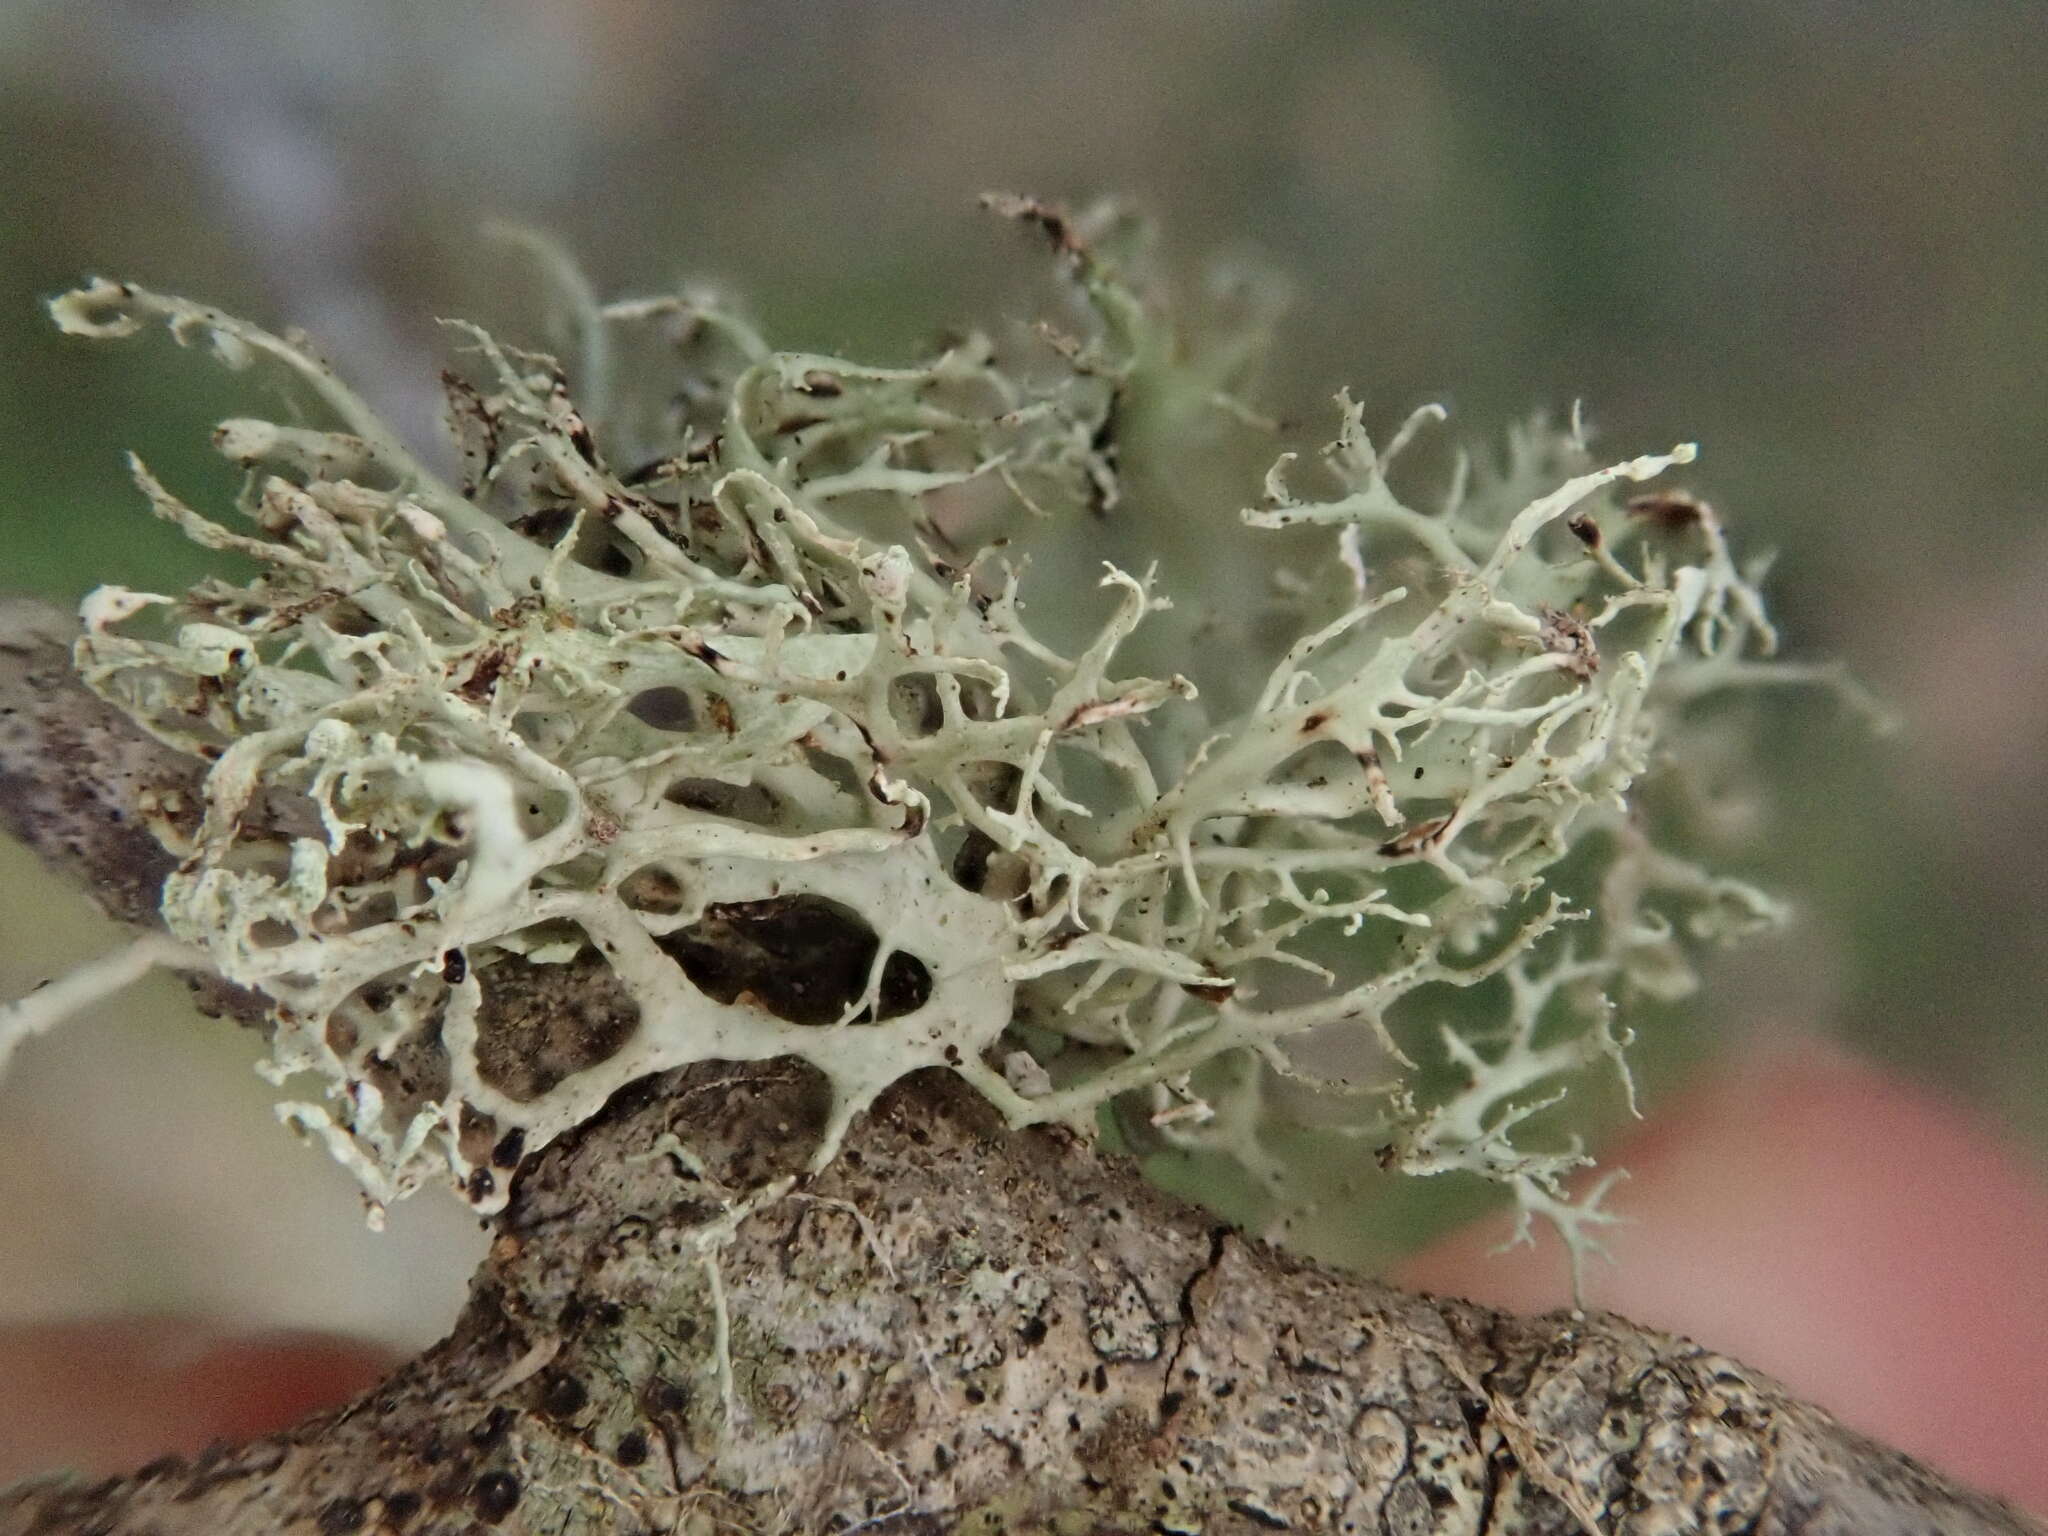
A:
6,203,1863,1285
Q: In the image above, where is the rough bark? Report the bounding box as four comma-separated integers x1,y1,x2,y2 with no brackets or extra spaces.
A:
0,599,2037,1536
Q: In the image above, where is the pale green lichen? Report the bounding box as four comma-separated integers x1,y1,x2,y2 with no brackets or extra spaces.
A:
5,203,1865,1285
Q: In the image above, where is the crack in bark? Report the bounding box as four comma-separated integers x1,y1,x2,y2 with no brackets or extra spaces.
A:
1157,1224,1231,1428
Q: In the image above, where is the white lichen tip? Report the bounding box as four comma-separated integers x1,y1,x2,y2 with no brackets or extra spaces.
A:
0,932,200,1081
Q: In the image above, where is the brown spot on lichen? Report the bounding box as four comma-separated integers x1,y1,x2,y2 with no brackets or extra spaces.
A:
1628,489,1713,531
454,642,519,704
1378,815,1453,859
1540,605,1600,680
981,191,1087,261
456,1104,499,1166
491,1127,526,1169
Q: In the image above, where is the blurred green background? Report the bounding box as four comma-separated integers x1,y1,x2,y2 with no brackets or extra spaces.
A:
2,0,2044,1339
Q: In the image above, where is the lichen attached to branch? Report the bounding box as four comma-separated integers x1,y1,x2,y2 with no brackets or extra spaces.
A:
10,206,1856,1286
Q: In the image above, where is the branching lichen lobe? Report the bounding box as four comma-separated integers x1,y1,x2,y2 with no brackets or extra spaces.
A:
10,202,1873,1266
0,203,2018,1536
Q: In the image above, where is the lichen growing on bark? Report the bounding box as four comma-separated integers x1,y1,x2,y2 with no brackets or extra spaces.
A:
3,201,1858,1284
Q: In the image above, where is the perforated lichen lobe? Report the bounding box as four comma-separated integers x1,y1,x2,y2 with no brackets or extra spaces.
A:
3,206,1872,1279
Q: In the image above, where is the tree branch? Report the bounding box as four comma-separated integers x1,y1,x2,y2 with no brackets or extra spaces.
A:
0,598,2035,1535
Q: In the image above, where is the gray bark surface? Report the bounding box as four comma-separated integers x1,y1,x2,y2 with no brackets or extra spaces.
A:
0,599,2037,1536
